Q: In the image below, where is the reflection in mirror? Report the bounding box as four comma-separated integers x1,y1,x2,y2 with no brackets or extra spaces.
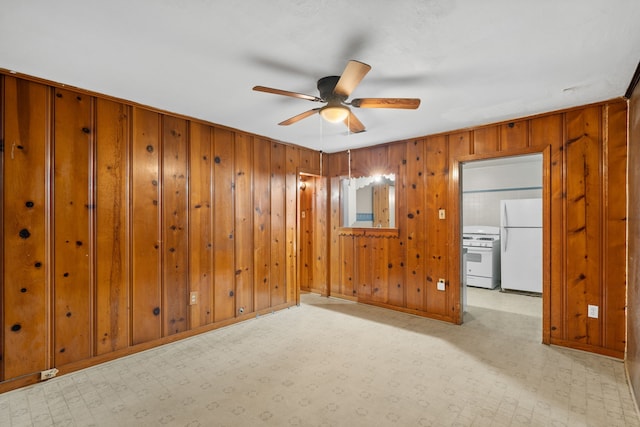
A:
341,174,396,228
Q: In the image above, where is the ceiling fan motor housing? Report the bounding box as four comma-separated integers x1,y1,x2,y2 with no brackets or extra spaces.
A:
317,76,347,104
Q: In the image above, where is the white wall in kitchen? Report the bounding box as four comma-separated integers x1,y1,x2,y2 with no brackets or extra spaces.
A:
462,154,542,227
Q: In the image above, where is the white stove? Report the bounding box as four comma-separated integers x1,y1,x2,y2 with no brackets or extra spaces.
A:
462,226,501,289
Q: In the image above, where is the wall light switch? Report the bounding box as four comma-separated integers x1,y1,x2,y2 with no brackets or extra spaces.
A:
437,279,446,291
438,209,446,219
588,304,599,318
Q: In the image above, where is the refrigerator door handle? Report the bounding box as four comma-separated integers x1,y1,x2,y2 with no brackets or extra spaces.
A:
503,227,508,252
502,202,509,227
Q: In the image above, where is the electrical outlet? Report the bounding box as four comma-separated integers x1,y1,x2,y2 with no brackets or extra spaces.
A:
588,304,599,318
190,291,198,305
438,209,446,220
437,278,446,291
40,368,59,380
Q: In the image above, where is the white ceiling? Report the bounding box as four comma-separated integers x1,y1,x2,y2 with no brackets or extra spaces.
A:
2,1,639,153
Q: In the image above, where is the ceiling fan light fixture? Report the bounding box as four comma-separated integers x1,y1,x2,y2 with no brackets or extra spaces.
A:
320,105,349,123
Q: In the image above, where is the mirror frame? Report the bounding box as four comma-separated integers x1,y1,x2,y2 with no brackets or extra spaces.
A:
337,168,399,238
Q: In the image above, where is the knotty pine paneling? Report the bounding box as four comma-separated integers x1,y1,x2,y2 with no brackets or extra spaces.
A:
313,176,328,295
356,236,372,299
212,128,236,322
131,107,162,345
299,148,320,174
425,135,448,316
531,114,563,344
472,126,499,154
405,139,427,311
370,236,389,303
52,88,93,366
386,143,406,307
270,143,286,305
325,99,627,358
285,145,298,304
627,81,640,408
95,98,130,355
565,107,603,346
340,235,355,298
0,73,303,392
234,133,254,315
500,121,529,151
188,122,213,327
329,176,342,296
602,102,627,353
161,116,189,335
2,77,49,379
253,138,271,310
447,131,470,320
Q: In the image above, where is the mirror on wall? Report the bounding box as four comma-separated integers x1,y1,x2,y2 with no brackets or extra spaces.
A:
341,174,396,228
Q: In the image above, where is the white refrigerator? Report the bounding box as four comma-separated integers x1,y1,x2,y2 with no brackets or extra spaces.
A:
500,198,542,293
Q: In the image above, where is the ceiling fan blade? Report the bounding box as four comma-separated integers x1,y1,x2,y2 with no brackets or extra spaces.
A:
278,108,321,126
334,60,372,97
351,98,421,109
253,86,321,102
344,111,366,133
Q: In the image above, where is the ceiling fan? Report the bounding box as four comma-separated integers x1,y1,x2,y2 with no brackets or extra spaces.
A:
253,60,420,133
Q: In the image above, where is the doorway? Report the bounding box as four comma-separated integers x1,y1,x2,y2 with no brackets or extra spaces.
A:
460,154,544,326
298,173,327,295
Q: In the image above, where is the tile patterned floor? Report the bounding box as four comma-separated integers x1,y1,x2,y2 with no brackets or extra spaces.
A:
1,288,638,426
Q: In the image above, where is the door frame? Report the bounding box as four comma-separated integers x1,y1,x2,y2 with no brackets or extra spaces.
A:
454,146,551,344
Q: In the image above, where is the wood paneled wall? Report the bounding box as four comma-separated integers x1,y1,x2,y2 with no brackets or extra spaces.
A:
0,74,313,391
326,100,628,358
627,79,640,405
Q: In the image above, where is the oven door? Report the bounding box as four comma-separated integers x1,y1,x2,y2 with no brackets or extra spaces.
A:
464,246,494,278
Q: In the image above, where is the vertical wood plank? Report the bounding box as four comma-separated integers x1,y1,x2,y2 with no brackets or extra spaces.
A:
254,138,271,310
473,126,499,154
95,99,129,355
387,143,406,306
53,88,92,366
405,139,427,311
188,122,213,327
299,148,320,174
425,135,448,316
234,133,254,315
212,128,236,321
2,77,49,378
371,237,389,303
356,236,372,300
565,107,602,346
162,116,189,335
531,114,563,341
131,107,162,345
531,114,563,149
500,121,528,151
448,131,470,322
313,176,328,295
340,236,355,297
329,176,342,296
285,145,298,304
449,131,472,158
270,143,286,305
602,101,627,353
